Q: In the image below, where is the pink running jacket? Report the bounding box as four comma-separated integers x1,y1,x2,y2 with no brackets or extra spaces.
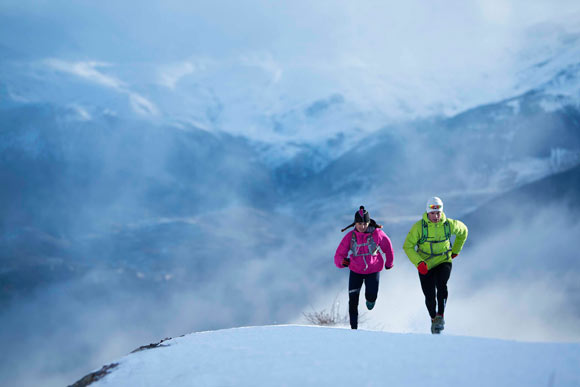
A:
334,227,394,274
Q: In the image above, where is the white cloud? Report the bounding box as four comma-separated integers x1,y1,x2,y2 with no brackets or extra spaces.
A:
45,59,123,89
6,88,31,103
129,92,159,116
45,59,159,116
241,52,283,84
68,103,92,121
476,0,513,25
158,61,196,89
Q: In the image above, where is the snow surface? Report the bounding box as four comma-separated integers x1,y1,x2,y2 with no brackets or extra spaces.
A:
92,325,580,387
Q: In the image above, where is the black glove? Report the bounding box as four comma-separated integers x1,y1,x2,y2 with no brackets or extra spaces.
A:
341,258,350,267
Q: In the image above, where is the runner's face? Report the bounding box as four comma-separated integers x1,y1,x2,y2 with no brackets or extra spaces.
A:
427,211,441,223
355,222,369,232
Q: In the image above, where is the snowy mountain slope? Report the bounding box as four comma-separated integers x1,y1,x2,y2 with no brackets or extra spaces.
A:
10,71,578,302
71,325,580,387
3,58,579,281
2,10,580,171
279,80,580,230
3,55,580,175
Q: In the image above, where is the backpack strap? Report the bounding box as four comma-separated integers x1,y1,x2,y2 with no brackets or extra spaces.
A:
350,232,379,256
349,232,381,271
416,219,452,260
418,219,428,244
419,219,450,243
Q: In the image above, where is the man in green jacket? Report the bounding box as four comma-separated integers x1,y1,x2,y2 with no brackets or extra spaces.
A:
403,197,468,334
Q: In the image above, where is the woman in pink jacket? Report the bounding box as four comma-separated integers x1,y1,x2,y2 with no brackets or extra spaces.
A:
334,206,394,329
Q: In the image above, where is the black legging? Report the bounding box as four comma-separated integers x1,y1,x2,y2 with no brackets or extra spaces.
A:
419,262,452,319
348,271,380,329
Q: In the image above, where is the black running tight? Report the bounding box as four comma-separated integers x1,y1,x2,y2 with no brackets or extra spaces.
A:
348,271,380,329
419,262,452,318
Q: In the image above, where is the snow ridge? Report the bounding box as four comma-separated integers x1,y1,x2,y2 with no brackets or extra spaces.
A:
83,325,580,387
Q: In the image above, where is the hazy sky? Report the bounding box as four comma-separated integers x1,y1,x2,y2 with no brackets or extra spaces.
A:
4,0,580,58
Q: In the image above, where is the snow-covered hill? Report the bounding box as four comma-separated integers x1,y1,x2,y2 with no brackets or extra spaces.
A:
71,325,580,387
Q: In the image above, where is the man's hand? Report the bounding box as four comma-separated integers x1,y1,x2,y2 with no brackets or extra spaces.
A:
417,261,428,275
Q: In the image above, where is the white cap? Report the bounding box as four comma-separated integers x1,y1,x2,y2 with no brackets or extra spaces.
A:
426,197,443,213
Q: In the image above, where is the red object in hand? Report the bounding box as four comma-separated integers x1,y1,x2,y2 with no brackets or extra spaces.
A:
342,258,350,267
417,262,428,275
451,253,458,259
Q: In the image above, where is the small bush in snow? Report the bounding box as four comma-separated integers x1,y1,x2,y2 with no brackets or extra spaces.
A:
303,300,350,326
